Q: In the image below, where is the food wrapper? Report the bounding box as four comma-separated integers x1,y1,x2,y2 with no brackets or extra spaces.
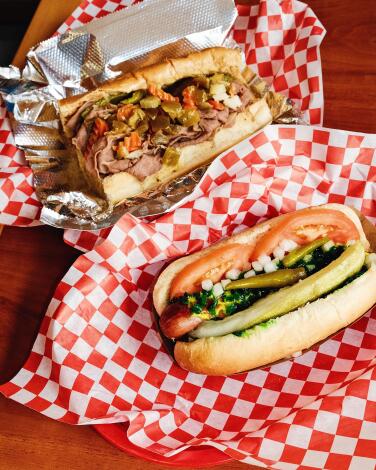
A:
1,125,375,470
0,0,325,230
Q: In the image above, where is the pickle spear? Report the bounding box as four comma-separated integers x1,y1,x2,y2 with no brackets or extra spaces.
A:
190,241,365,339
225,268,307,290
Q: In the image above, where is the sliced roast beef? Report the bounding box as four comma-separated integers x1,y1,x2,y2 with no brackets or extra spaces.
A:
199,108,218,120
66,101,94,132
127,154,162,181
231,81,255,109
199,118,221,134
85,104,117,121
100,158,133,174
72,123,89,151
216,107,230,124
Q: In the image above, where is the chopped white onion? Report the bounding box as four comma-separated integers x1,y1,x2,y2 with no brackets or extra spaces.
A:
258,255,272,266
225,268,241,280
127,149,143,159
252,261,263,272
280,239,298,252
273,246,285,260
213,282,224,298
223,95,242,110
213,93,229,103
264,261,278,273
244,269,256,279
322,240,335,252
221,279,231,289
201,279,213,291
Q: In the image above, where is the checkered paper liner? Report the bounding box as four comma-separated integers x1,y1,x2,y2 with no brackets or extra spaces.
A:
1,125,376,469
0,0,325,231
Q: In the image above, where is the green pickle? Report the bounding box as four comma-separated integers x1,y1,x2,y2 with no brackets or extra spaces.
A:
140,95,161,109
163,147,180,167
136,119,149,137
178,109,200,127
152,130,170,145
120,90,145,105
161,101,182,119
283,237,330,268
225,268,307,290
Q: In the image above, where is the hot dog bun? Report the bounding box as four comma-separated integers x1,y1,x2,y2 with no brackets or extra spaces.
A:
153,204,376,375
58,48,276,206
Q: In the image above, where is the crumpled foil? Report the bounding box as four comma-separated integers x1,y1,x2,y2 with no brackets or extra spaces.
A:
0,0,299,230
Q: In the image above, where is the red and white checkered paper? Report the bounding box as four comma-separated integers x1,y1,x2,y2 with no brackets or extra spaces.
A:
0,0,325,231
1,125,376,469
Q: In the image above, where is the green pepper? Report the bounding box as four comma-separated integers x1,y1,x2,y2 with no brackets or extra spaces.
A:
111,120,131,133
161,101,182,120
210,73,232,84
178,109,200,127
283,237,330,268
120,90,145,105
151,114,170,132
95,97,110,107
136,119,149,137
193,88,208,106
140,95,161,109
128,108,146,128
152,130,170,146
225,268,307,290
193,75,210,89
162,147,180,166
109,93,129,104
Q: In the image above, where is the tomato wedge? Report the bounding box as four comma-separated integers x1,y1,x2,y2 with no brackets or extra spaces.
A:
170,243,254,299
252,209,360,260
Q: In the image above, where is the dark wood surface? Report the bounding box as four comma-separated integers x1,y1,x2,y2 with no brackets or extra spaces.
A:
0,0,376,469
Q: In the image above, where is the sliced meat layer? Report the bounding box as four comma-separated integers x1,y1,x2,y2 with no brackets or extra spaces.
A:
127,154,162,181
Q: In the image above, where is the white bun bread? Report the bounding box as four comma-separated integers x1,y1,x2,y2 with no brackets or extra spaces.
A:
58,48,274,206
153,204,376,375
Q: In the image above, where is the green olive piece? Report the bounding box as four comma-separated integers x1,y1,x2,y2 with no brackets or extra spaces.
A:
162,147,180,167
152,130,170,146
193,88,208,105
140,95,161,109
161,101,183,120
193,75,211,89
120,90,145,105
151,114,171,132
178,109,200,127
283,237,330,268
225,268,307,290
127,108,146,129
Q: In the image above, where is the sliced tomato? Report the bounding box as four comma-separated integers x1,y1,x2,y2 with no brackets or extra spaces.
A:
170,243,254,299
252,208,360,260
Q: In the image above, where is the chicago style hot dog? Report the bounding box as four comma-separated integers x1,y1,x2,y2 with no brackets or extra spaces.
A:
153,204,376,375
58,47,282,206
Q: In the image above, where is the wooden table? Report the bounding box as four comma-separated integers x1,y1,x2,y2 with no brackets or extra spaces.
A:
0,1,375,469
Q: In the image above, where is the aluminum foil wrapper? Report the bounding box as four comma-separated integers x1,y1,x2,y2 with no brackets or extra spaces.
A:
0,0,298,230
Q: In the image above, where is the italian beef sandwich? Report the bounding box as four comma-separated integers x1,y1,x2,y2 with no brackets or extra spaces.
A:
58,47,280,206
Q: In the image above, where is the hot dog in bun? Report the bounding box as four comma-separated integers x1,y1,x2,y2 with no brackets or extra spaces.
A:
153,204,376,375
58,47,282,206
